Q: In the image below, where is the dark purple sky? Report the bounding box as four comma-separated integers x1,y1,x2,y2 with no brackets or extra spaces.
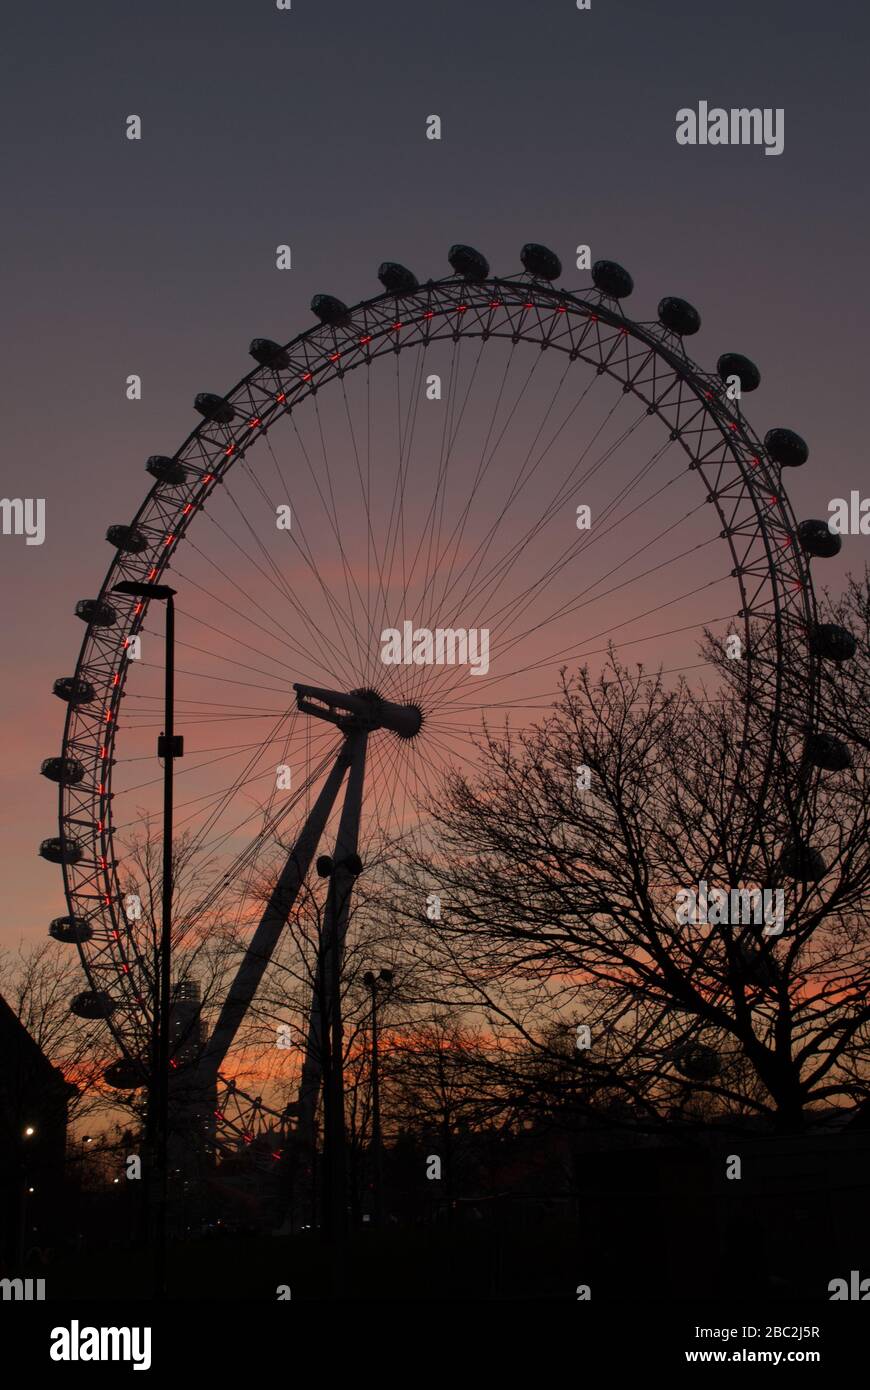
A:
2,0,869,942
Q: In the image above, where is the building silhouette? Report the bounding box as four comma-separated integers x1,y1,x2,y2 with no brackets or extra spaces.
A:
0,993,73,1273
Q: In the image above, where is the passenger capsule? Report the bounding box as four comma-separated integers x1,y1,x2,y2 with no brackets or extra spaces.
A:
147,455,188,485
53,676,96,705
810,623,857,662
797,519,841,559
764,428,809,468
49,915,94,944
780,840,827,882
448,244,489,281
735,940,779,988
675,1044,720,1080
804,732,852,772
40,756,85,785
520,243,562,281
592,259,634,299
658,296,701,336
717,353,761,393
103,1058,146,1089
249,338,290,370
316,855,334,878
70,990,116,1021
311,294,351,328
39,836,83,865
194,393,236,425
378,262,419,294
75,599,116,627
106,524,148,554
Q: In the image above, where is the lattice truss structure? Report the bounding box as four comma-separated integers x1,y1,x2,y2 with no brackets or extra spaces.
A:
42,253,842,1151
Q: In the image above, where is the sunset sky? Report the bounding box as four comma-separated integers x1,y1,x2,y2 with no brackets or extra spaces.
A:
2,0,868,954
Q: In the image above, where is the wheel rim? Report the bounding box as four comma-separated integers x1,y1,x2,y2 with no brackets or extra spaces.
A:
50,262,823,1137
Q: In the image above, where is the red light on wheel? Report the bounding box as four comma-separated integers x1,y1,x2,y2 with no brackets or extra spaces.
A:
359,334,373,344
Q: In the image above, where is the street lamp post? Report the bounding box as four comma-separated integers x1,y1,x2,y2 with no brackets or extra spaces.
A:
112,580,179,1298
363,968,393,1226
318,729,367,1283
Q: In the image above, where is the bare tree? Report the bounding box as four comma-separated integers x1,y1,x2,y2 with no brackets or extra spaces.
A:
0,941,115,1123
387,575,870,1134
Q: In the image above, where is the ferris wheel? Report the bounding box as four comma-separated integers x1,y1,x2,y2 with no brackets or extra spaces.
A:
39,242,853,1151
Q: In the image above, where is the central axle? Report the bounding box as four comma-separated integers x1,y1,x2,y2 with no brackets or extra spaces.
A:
293,683,423,739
